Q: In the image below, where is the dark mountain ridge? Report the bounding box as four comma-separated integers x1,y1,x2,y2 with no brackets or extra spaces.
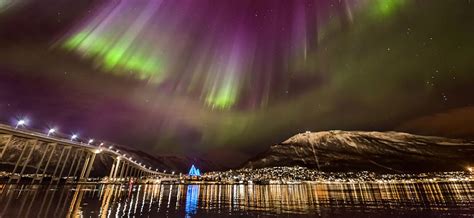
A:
244,131,474,173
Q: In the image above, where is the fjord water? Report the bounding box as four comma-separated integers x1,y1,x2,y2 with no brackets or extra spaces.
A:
0,182,472,217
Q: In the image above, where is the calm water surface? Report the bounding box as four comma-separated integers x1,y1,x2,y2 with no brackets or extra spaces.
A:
0,182,472,217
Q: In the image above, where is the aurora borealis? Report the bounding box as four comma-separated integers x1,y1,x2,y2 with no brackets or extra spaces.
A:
0,0,473,167
60,0,334,109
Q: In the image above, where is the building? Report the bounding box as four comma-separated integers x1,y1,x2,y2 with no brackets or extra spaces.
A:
188,165,201,177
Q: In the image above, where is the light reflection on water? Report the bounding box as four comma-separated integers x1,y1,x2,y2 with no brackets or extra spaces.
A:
0,181,472,217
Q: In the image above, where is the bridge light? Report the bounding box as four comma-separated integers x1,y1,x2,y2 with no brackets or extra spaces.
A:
109,146,113,149
47,128,56,136
15,119,26,129
99,142,104,146
71,134,78,141
94,149,102,154
88,139,94,144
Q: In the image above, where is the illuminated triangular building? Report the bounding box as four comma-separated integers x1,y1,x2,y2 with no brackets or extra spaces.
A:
188,164,201,176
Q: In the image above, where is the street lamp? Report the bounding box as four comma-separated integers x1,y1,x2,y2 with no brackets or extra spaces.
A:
88,139,94,145
47,128,56,136
15,119,26,129
71,134,78,141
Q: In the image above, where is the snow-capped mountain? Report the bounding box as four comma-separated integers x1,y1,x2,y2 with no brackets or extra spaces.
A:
244,131,474,172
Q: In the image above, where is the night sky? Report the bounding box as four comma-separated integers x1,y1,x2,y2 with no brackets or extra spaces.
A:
0,0,473,167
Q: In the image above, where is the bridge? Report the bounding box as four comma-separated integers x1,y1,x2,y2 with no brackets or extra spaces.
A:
0,124,177,184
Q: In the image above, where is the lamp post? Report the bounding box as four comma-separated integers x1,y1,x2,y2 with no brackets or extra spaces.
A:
47,128,56,136
15,119,26,129
71,134,78,141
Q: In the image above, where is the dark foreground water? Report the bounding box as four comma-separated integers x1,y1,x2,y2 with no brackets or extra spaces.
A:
0,181,472,217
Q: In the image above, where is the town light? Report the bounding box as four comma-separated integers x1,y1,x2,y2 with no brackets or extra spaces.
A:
88,139,94,144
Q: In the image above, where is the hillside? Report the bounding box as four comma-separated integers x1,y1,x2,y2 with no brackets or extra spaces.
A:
244,131,474,173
